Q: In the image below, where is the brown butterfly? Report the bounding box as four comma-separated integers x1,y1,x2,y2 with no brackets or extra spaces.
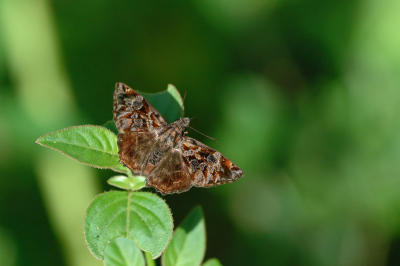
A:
113,82,244,194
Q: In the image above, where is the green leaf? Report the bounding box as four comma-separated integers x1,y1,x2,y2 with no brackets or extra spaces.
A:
35,125,120,168
85,191,173,260
162,206,206,266
103,120,118,135
104,237,145,266
202,258,223,266
107,175,146,191
111,163,132,176
142,84,184,123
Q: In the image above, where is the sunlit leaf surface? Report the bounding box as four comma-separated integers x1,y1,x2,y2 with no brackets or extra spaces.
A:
35,125,119,168
107,175,146,191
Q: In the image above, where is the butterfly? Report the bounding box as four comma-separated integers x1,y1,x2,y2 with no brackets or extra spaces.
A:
113,82,244,194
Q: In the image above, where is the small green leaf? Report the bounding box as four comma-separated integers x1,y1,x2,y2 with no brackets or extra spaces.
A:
202,258,223,266
104,237,145,266
142,84,184,123
35,125,120,168
162,206,206,266
111,163,132,175
85,191,173,260
107,175,146,191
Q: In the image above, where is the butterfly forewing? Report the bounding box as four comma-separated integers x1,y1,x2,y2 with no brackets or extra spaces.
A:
117,131,158,175
113,82,244,194
113,82,167,133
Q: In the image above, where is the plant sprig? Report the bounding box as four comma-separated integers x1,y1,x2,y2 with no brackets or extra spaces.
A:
35,84,223,265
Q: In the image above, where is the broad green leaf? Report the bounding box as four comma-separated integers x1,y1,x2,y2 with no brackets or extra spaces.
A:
107,175,146,191
85,191,173,260
203,258,223,266
162,206,206,266
104,237,145,266
35,125,120,168
142,84,184,123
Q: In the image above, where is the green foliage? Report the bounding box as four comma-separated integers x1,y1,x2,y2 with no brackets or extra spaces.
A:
141,84,184,123
102,120,119,135
104,237,145,266
203,258,223,266
85,191,173,259
0,228,16,266
35,125,121,169
111,164,132,176
4,0,400,264
145,252,156,266
107,175,146,191
35,84,223,265
162,206,206,266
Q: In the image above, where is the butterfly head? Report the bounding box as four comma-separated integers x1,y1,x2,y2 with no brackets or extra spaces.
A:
180,117,191,127
171,117,191,134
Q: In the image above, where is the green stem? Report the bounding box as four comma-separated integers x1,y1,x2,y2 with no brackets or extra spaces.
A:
145,252,155,266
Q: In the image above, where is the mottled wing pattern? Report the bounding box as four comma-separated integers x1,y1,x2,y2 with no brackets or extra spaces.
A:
113,82,167,175
113,82,167,133
117,131,158,175
147,149,192,194
181,137,243,188
113,82,244,194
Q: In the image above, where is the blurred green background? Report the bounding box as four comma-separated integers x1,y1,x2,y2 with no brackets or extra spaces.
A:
1,0,400,265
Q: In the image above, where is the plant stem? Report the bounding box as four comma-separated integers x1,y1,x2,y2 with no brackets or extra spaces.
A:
145,252,155,266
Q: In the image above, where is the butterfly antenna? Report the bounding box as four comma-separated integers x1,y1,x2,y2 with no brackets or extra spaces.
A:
188,126,216,141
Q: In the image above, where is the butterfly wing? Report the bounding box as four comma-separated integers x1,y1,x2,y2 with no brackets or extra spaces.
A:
114,82,167,174
181,137,244,188
147,149,192,194
113,82,167,133
113,82,243,193
117,131,158,175
148,137,244,194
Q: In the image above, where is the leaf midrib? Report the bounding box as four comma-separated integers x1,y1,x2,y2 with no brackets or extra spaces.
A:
41,139,117,156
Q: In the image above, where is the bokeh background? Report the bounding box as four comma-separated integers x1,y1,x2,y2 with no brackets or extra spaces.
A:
1,0,400,265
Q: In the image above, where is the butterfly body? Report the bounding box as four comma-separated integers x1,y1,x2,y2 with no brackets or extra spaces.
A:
113,82,243,194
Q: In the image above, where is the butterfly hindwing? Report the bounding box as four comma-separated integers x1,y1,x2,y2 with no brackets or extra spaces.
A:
181,137,243,188
147,149,192,194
